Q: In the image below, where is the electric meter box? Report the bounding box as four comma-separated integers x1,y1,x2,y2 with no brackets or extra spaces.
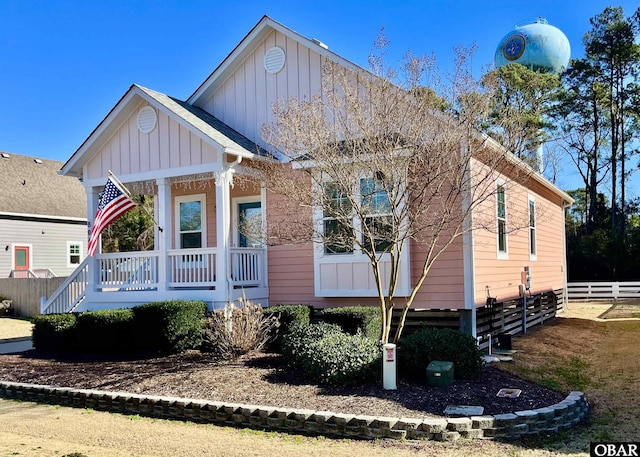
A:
426,361,454,387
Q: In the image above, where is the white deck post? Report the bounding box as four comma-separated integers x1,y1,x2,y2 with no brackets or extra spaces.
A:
86,185,99,294
156,178,171,292
215,170,232,304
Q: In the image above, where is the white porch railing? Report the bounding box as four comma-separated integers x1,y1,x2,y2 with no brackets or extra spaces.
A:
41,247,267,313
40,257,89,314
231,248,266,288
168,248,217,288
99,251,159,290
567,281,640,300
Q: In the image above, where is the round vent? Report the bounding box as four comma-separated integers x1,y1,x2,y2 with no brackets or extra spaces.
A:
137,106,157,133
264,46,286,74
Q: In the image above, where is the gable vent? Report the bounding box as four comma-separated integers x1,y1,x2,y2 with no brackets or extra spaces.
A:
264,46,286,74
137,106,157,133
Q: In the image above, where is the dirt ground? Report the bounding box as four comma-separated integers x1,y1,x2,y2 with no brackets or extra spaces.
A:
0,302,637,456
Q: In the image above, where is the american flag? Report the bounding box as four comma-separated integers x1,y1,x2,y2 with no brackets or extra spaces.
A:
87,176,137,256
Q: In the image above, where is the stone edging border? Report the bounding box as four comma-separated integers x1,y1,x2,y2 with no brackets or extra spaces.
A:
0,381,588,441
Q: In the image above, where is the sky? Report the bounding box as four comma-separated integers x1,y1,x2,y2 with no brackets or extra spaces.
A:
1,0,638,195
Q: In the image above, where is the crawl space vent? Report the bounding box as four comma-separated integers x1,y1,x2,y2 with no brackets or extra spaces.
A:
137,106,157,133
264,47,286,74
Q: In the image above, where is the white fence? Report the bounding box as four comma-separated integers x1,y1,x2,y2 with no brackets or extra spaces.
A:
567,281,640,300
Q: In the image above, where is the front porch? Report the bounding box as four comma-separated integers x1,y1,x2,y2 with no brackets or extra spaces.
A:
42,164,269,314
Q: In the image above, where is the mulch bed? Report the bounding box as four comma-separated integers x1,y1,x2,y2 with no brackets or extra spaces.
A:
0,349,565,418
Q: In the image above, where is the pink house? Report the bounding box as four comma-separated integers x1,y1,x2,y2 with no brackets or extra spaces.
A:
43,16,572,335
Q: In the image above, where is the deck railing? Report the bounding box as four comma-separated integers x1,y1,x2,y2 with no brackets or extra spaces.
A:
98,252,159,290
168,248,217,288
231,248,266,288
40,247,267,313
40,257,89,314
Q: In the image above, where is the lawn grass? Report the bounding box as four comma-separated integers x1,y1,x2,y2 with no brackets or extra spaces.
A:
497,311,640,451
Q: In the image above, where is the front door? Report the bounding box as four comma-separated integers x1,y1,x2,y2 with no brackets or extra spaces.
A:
238,201,262,248
14,246,30,271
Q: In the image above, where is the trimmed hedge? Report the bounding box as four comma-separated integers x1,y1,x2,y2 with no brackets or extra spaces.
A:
316,306,381,341
131,300,207,354
282,323,380,386
32,313,78,352
76,309,134,353
262,304,312,350
397,327,483,380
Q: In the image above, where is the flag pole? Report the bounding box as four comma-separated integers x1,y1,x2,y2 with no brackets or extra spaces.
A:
108,170,164,232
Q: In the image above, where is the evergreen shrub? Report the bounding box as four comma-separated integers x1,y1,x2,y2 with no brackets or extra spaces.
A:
316,306,381,341
282,322,380,385
398,327,483,380
262,304,312,350
131,300,207,354
32,313,78,352
75,308,134,353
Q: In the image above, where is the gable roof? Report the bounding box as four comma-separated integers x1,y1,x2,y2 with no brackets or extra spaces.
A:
0,152,86,219
61,85,264,178
187,15,364,107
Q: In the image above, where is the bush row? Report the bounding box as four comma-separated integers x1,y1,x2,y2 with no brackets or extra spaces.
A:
32,300,207,355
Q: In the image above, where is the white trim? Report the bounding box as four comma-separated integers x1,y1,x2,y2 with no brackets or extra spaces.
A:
496,179,508,260
0,212,87,222
462,153,476,313
528,194,537,262
67,241,83,268
312,173,411,297
174,193,207,249
231,195,263,247
11,243,33,271
80,162,225,189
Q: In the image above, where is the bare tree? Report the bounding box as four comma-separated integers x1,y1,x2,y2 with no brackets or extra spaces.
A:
258,42,532,344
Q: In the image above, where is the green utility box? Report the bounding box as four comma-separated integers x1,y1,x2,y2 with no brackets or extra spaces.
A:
426,361,454,387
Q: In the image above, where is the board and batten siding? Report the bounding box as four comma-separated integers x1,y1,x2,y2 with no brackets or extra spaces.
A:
85,101,219,181
0,218,87,278
472,173,566,305
201,30,324,151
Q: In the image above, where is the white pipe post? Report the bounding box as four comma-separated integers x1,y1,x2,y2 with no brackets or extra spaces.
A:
382,343,397,390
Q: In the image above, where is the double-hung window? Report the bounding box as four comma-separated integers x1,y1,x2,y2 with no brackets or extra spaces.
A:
323,182,354,254
360,176,392,252
496,183,508,258
528,197,537,259
67,242,82,267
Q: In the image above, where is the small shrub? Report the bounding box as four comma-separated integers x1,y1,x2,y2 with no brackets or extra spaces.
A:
282,322,340,363
202,301,279,360
398,327,483,380
262,304,312,350
132,300,207,354
282,323,380,385
76,309,134,353
316,306,381,341
32,313,78,352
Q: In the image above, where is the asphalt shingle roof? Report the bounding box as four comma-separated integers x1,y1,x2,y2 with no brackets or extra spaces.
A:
0,152,86,219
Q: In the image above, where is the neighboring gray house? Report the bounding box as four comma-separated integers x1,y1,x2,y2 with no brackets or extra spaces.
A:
0,152,87,278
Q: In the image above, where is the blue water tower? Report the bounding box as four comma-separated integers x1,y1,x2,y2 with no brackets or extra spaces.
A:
494,18,570,74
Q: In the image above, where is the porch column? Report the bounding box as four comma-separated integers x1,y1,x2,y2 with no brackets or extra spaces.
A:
86,185,99,293
156,178,171,291
215,170,233,304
